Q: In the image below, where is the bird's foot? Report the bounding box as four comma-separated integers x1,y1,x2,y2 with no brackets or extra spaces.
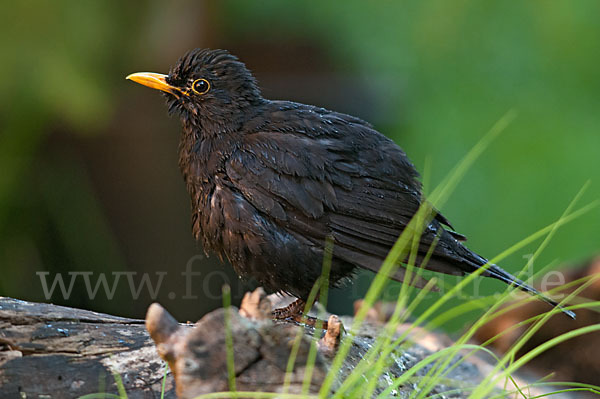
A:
272,298,328,329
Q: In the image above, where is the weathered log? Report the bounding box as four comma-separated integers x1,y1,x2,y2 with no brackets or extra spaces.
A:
0,297,174,398
0,291,576,398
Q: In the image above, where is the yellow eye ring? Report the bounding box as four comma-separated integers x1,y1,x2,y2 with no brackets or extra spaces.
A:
191,78,210,95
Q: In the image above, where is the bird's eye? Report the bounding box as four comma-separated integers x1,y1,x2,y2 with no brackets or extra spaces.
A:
191,79,210,95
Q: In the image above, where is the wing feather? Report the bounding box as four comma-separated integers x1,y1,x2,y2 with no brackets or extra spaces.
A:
225,107,466,288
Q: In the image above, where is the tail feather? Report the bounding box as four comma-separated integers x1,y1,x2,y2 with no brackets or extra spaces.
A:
486,264,576,319
414,227,574,319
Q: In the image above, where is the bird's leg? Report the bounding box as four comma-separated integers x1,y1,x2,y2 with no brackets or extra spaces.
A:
272,298,328,329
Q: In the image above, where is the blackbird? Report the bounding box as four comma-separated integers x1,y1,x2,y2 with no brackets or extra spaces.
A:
127,48,574,321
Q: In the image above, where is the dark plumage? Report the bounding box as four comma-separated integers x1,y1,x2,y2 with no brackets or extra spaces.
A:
127,48,574,319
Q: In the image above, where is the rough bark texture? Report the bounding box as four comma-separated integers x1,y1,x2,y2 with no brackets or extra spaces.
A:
0,297,174,398
0,292,576,398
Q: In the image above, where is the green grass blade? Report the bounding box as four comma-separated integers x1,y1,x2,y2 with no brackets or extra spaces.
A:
282,253,329,394
522,180,590,281
111,370,128,399
302,237,333,395
192,392,319,399
160,361,169,399
490,200,598,266
469,285,599,399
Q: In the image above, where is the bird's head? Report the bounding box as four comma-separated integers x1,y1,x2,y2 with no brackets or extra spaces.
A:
127,48,263,132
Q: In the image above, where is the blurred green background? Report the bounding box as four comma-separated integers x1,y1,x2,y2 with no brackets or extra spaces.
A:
1,1,598,329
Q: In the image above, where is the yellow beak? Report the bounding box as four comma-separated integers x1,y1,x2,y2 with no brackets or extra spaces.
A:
126,72,178,95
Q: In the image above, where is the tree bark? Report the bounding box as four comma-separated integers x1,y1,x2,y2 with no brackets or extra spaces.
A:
0,297,174,398
0,293,576,398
